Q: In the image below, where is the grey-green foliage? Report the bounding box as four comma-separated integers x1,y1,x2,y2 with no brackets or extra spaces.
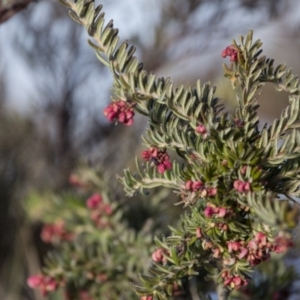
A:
26,190,153,300
56,1,300,299
61,0,300,201
229,258,298,300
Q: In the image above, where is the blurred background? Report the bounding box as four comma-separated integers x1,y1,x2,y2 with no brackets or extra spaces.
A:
1,0,300,299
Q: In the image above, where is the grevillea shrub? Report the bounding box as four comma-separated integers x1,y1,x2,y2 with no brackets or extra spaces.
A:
27,1,300,299
25,168,154,299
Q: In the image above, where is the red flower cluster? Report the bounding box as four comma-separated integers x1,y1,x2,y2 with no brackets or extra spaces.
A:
246,233,273,265
273,235,294,253
221,44,238,62
87,193,103,209
27,275,59,296
211,232,294,290
185,180,203,191
140,296,153,300
151,248,168,264
204,204,229,218
195,124,207,136
41,221,73,244
142,147,172,174
196,227,203,238
87,194,113,228
224,232,293,270
221,271,248,289
233,179,251,193
185,180,217,198
103,100,135,126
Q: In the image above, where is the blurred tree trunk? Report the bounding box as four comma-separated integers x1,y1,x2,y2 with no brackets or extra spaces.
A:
0,0,35,23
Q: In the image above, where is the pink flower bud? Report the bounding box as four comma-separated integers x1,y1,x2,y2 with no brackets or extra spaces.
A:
192,181,203,191
126,111,134,119
233,180,251,193
124,118,133,126
255,232,267,246
232,241,241,252
185,180,193,191
218,207,227,218
204,207,214,218
233,276,242,287
151,148,158,157
104,204,113,215
244,182,251,191
213,248,221,258
195,124,207,135
248,240,258,251
208,187,217,197
196,227,202,238
140,296,153,300
142,150,151,161
118,112,126,123
222,224,228,231
221,49,227,58
227,241,240,253
233,180,243,192
152,248,165,263
222,45,238,62
103,100,135,126
44,277,57,291
224,278,232,286
241,165,247,175
157,164,166,174
230,54,237,62
273,236,294,253
142,148,172,174
163,160,172,170
27,275,43,288
202,240,213,250
238,247,249,259
87,194,102,209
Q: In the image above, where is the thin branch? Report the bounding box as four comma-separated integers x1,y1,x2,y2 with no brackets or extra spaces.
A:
217,285,230,300
0,0,35,24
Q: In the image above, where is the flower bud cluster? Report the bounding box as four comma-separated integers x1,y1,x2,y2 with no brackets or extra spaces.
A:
221,271,248,289
195,227,294,291
226,232,293,267
185,180,217,197
27,275,60,296
204,204,229,219
142,147,172,174
151,248,168,264
41,221,73,244
185,180,203,191
195,124,207,136
103,100,135,126
87,193,113,228
221,44,238,62
140,296,153,300
273,234,294,253
233,179,251,193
